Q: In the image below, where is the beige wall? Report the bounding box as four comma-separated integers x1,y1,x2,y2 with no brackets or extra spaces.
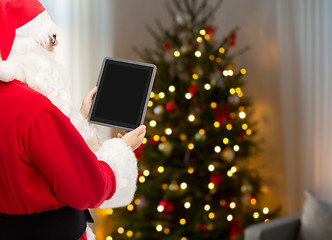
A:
112,0,287,215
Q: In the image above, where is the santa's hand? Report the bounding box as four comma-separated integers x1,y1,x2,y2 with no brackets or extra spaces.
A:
80,87,97,119
120,125,146,151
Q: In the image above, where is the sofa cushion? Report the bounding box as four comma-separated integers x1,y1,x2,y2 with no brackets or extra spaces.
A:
297,190,332,240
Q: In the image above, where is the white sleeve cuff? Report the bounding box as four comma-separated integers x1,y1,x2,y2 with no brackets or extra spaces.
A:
97,138,138,209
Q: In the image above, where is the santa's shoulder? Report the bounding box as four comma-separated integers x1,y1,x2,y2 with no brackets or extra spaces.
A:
0,79,56,116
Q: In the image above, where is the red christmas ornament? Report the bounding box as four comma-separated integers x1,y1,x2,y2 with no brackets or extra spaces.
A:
188,86,199,96
148,138,159,145
209,173,223,186
228,218,243,239
163,43,171,50
134,144,144,159
229,32,237,47
198,223,207,232
204,26,215,35
159,200,174,212
166,102,177,112
214,104,232,125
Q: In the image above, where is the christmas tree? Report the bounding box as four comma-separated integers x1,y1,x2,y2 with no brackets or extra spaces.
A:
100,0,278,239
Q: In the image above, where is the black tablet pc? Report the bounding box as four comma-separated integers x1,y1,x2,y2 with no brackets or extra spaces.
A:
88,57,156,131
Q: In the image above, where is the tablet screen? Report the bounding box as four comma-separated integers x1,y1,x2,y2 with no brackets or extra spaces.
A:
89,58,156,130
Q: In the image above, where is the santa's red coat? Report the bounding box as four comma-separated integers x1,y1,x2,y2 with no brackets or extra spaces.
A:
0,80,117,239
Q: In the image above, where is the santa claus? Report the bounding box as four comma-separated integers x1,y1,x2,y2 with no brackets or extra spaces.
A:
0,0,145,239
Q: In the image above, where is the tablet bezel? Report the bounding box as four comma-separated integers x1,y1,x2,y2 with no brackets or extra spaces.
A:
88,57,156,131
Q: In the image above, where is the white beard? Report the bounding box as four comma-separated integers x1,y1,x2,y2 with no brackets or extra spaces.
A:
8,38,101,152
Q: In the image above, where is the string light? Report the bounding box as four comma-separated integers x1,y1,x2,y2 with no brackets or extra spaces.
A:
143,170,150,177
227,171,233,177
227,214,233,221
231,166,237,173
180,134,187,141
230,202,236,209
214,146,221,153
160,136,166,142
159,92,165,99
185,93,192,99
200,29,206,35
179,218,186,225
165,128,172,135
208,164,215,172
188,143,194,150
184,202,191,209
156,225,163,232
209,55,215,61
126,231,133,237
127,204,134,211
134,199,141,205
199,129,205,135
143,138,147,144
197,36,203,43
169,85,175,92
192,73,199,79
195,51,202,57
149,120,157,127
139,176,146,183
164,228,170,234
263,207,269,214
208,183,215,189
239,111,246,119
219,47,225,54
204,204,211,211
241,68,247,75
150,92,155,98
174,51,181,57
223,138,229,144
214,121,220,128
106,236,113,240
158,166,165,173
153,135,160,141
162,184,168,190
208,212,215,219
246,129,252,135
204,83,211,90
188,114,195,122
216,57,221,63
204,34,210,40
210,102,217,108
242,123,248,130
229,88,236,94
253,212,259,219
180,182,187,190
236,87,242,93
148,101,153,107
226,124,232,130
157,205,164,212
106,209,113,215
250,198,257,205
118,228,125,234
188,167,194,174
233,145,240,152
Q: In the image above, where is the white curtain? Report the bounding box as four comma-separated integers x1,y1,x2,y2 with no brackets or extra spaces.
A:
40,0,114,139
276,0,332,214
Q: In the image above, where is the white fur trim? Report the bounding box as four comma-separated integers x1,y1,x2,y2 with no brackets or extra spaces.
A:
97,138,138,209
86,226,96,240
0,60,16,82
16,11,58,48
